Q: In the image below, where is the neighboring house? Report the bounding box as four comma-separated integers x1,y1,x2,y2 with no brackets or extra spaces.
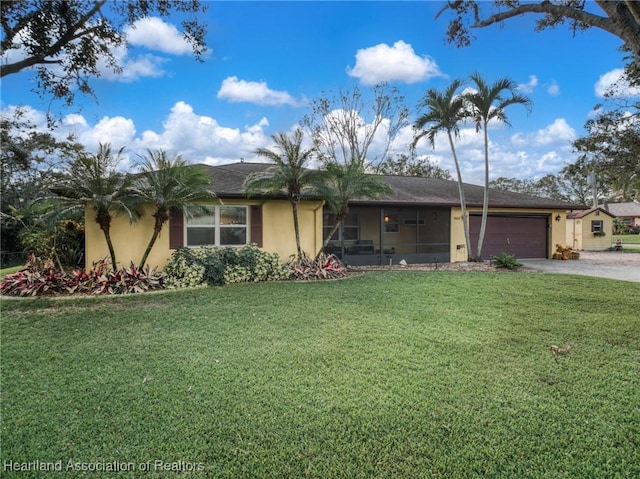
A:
604,201,640,230
84,162,585,269
566,207,615,250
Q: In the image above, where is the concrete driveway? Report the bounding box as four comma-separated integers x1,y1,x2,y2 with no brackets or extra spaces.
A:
520,251,640,283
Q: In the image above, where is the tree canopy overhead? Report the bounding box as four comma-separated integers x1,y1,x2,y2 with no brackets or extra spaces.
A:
437,0,640,61
1,0,208,105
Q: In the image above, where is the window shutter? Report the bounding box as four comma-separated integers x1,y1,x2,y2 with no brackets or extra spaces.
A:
250,205,263,247
169,208,184,249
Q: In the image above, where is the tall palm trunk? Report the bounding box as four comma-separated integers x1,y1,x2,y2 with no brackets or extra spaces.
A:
138,208,169,269
318,210,347,258
96,211,117,271
291,200,303,258
447,130,472,261
321,221,341,252
476,124,490,260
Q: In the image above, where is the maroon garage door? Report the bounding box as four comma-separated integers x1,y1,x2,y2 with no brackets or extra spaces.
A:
470,215,548,259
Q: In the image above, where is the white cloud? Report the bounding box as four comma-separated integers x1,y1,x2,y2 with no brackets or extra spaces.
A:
1,105,49,131
217,76,299,106
595,68,640,98
63,114,89,129
2,21,171,84
2,101,583,185
98,46,169,83
517,75,538,94
124,17,192,55
535,151,565,172
1,102,274,165
130,101,273,163
547,80,560,96
347,41,442,85
0,29,29,66
59,114,136,152
533,118,576,146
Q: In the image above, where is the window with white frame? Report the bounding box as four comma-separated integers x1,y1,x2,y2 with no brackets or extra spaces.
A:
591,220,603,233
185,205,248,247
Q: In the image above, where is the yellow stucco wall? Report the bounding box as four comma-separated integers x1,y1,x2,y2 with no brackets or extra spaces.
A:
85,199,324,271
450,207,468,262
87,201,569,269
566,212,613,250
261,200,325,260
84,204,169,271
449,207,568,261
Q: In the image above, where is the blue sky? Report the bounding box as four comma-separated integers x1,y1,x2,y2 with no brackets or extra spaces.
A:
1,1,635,185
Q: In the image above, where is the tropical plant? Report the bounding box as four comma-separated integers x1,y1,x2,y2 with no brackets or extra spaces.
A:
301,84,405,256
48,143,140,271
413,78,473,260
491,252,523,270
19,217,85,269
245,129,318,258
163,244,289,288
0,254,163,297
162,247,207,289
287,252,347,280
133,150,215,269
316,159,392,254
1,110,84,261
613,218,631,235
466,72,532,260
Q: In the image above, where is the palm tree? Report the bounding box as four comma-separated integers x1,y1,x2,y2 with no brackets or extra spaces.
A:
244,129,318,258
50,143,140,270
413,79,473,260
467,72,532,260
317,158,393,255
134,150,216,269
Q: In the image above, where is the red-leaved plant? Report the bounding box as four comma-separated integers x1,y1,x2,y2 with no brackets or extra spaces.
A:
287,253,347,280
0,254,164,297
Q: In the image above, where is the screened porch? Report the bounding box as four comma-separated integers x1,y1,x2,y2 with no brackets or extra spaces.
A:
322,205,451,266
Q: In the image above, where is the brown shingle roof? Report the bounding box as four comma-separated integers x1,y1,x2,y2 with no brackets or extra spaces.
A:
605,202,640,217
201,162,275,197
567,206,615,219
200,162,585,210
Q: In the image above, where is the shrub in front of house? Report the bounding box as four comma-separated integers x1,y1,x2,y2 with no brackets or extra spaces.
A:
0,254,164,297
288,253,347,280
162,248,208,288
491,252,523,270
19,218,85,269
164,244,290,288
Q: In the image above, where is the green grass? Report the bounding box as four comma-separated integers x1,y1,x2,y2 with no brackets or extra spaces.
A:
0,265,24,278
612,233,640,245
2,272,639,478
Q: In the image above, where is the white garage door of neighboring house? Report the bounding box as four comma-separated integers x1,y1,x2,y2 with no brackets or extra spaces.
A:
470,215,549,259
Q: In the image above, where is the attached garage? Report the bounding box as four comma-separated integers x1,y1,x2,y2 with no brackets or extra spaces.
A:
470,214,549,259
83,162,582,269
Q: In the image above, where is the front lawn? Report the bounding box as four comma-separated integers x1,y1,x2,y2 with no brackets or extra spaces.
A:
1,272,639,478
613,233,640,245
0,265,24,278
